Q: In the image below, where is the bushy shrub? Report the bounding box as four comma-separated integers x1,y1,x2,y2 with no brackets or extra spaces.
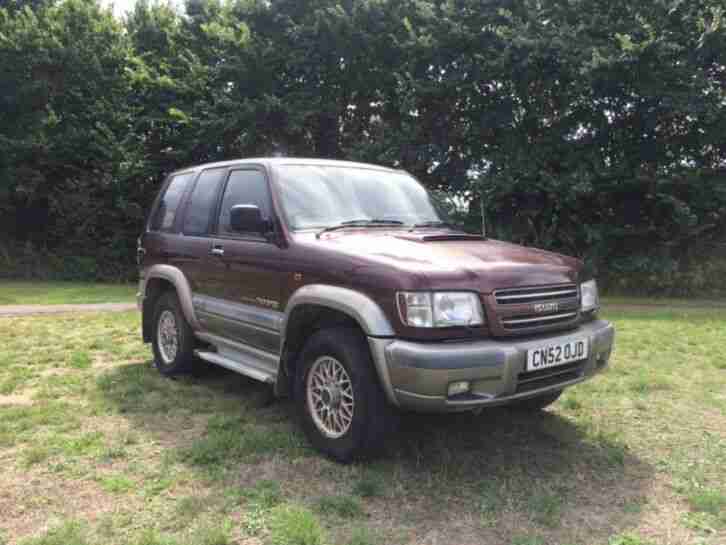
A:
0,241,135,282
600,252,726,297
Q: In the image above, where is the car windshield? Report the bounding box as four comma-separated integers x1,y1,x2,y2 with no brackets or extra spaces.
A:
275,165,448,230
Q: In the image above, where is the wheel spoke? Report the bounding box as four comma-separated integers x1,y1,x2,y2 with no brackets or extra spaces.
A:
157,310,179,364
306,355,355,439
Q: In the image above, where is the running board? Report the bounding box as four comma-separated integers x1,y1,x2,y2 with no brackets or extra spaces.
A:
194,332,279,384
195,350,277,384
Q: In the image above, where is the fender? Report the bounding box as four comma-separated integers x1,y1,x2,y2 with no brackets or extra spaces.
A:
142,264,201,331
280,284,398,405
281,284,395,338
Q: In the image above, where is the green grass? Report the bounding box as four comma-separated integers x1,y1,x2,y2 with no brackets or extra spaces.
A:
1,302,725,545
240,479,283,509
510,537,544,545
19,521,89,545
99,474,135,494
0,281,135,305
526,489,563,528
352,470,386,498
607,534,656,545
347,526,378,545
22,445,52,467
686,487,726,529
316,494,365,519
183,524,231,545
600,295,726,308
268,505,325,545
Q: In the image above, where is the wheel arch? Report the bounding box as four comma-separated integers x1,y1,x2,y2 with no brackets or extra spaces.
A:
277,285,397,405
141,264,200,342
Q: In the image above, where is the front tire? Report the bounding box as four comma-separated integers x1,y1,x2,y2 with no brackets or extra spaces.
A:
151,291,196,376
508,389,563,411
295,327,389,462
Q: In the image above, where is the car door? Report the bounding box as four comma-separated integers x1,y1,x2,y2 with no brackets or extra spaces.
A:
172,167,228,299
198,167,284,354
142,170,197,268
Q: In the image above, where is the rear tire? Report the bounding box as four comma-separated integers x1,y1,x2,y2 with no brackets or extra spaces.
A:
508,390,563,411
295,327,389,462
151,291,196,376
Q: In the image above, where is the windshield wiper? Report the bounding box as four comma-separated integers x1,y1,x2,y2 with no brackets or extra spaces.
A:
409,220,456,231
316,219,404,238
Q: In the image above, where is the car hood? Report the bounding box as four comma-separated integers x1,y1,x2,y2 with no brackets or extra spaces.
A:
296,230,582,293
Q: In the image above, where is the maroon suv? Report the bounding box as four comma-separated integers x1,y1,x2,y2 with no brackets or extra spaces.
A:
137,158,615,461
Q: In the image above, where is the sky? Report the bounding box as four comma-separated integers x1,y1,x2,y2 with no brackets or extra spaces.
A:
102,0,182,18
102,0,137,17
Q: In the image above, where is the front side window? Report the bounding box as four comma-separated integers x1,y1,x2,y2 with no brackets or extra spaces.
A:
275,165,445,230
150,172,194,232
217,170,272,236
183,168,226,236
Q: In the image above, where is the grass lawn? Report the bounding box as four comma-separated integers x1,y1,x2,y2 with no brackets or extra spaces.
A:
0,305,724,545
602,295,726,308
0,281,136,305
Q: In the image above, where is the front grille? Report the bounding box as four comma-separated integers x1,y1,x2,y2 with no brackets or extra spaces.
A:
494,284,578,304
493,283,580,335
516,360,585,393
501,311,578,330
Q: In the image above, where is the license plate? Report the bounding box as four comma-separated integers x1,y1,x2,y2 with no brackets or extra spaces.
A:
526,338,588,372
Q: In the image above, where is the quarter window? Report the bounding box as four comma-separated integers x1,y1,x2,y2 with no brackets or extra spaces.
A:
183,168,226,236
150,172,194,232
217,170,272,236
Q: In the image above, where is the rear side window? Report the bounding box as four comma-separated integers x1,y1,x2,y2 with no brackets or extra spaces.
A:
183,168,226,236
150,172,194,232
217,170,272,236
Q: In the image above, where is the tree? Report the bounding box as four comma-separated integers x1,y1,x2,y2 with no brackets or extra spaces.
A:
0,0,136,277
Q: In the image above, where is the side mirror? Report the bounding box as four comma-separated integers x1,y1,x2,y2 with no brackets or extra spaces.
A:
230,204,267,233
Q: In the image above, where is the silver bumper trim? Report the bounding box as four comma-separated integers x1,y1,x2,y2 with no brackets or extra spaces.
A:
370,319,614,413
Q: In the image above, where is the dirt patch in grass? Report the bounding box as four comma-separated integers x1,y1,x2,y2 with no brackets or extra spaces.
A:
0,393,34,406
0,469,125,539
0,309,725,545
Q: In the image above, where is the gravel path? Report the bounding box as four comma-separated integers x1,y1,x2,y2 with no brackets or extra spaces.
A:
0,303,136,317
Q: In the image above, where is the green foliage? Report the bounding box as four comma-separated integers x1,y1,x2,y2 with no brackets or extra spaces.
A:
0,0,725,291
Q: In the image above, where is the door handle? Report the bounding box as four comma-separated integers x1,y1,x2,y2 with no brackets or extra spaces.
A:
210,245,225,257
136,247,146,265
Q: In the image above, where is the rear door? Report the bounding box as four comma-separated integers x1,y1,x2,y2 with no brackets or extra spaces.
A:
142,170,196,268
174,167,228,298
197,167,284,354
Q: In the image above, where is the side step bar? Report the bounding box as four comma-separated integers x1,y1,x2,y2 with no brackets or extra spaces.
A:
194,350,275,384
195,350,276,384
194,331,279,384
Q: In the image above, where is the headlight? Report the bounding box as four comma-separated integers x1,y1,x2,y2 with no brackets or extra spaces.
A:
397,291,484,328
580,279,600,312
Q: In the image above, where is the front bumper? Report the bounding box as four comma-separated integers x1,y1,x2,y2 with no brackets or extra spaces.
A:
369,319,614,412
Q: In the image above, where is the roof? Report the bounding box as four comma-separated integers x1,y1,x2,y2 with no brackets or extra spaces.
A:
172,157,399,176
